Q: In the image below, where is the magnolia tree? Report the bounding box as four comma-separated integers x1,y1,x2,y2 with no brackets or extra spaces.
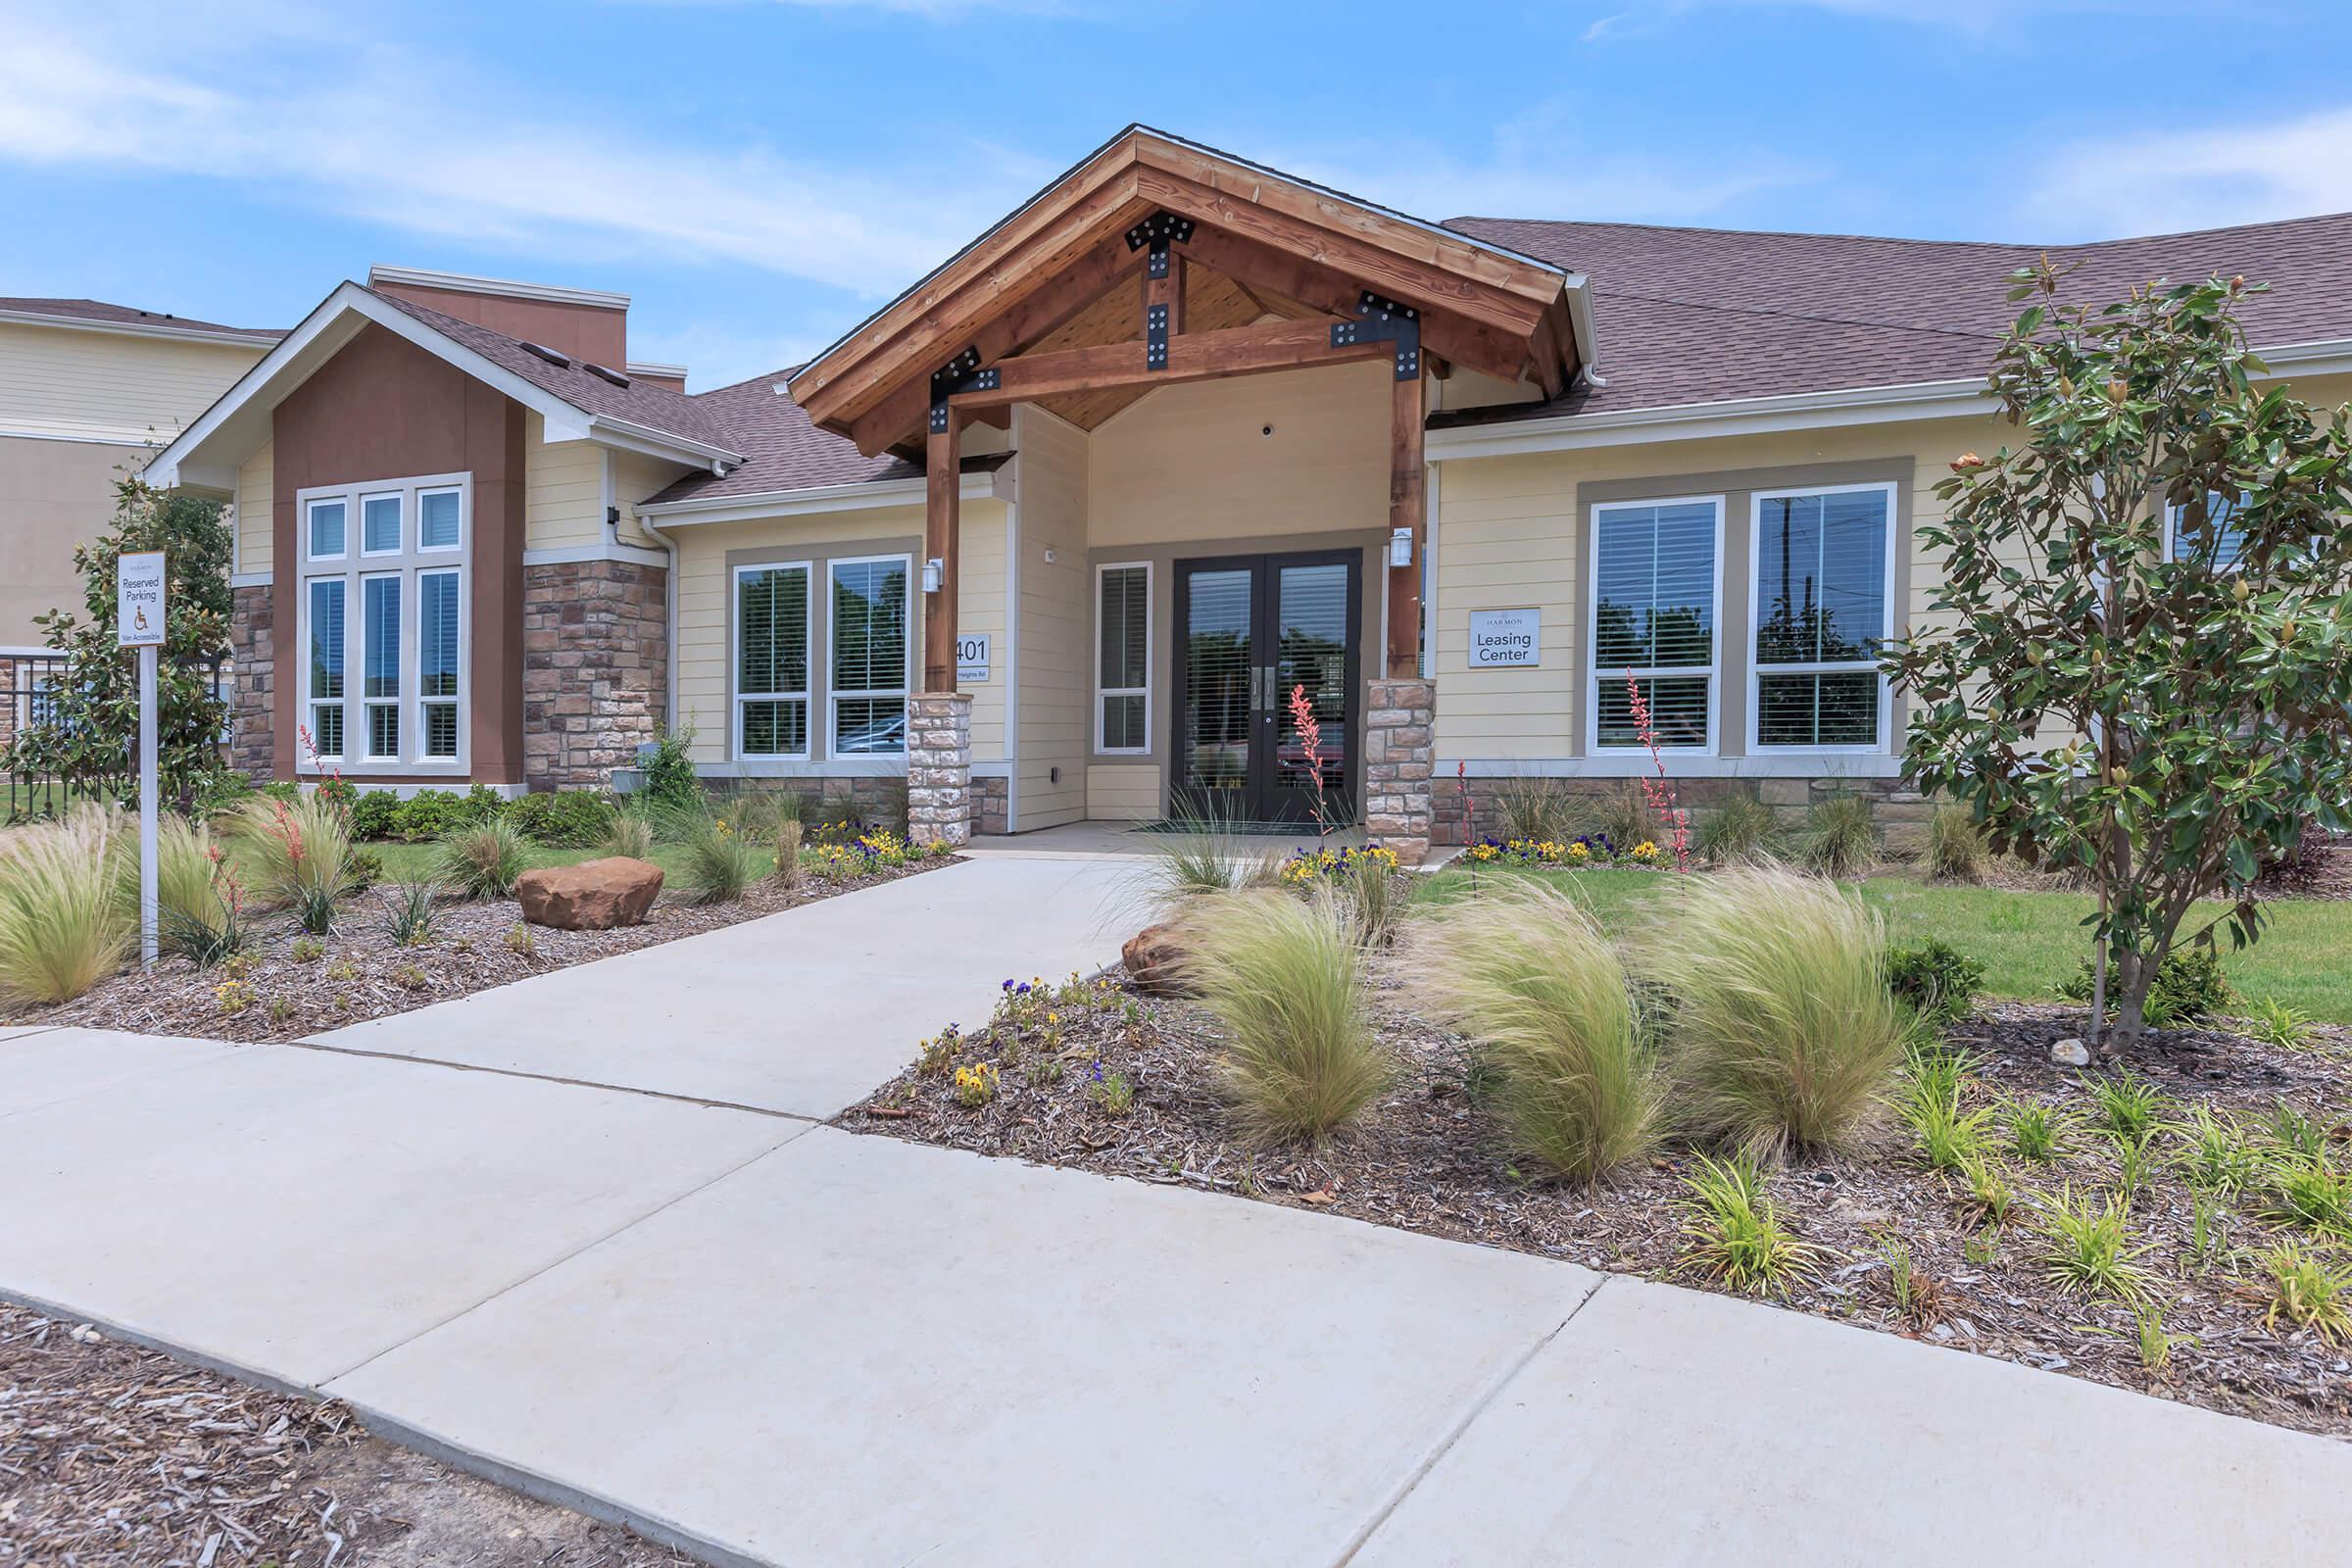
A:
1889,264,2352,1046
7,477,233,809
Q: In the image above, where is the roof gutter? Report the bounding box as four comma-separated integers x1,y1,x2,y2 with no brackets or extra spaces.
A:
635,470,1002,528
0,307,281,347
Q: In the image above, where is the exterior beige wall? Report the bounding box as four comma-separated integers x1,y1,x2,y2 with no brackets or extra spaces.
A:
523,413,606,551
612,449,687,549
669,497,1008,770
235,440,273,577
1085,360,1391,548
0,435,142,644
1087,762,1158,821
1015,409,1091,829
0,321,262,445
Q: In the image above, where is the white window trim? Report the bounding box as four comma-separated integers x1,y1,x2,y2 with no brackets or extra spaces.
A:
416,565,465,761
358,571,404,762
305,497,349,563
1094,560,1153,755
1586,493,1725,757
732,560,814,762
360,491,404,558
1745,479,1898,756
294,471,470,775
826,552,914,760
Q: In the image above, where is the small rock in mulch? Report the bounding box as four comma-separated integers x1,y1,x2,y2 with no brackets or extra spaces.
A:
847,964,2352,1440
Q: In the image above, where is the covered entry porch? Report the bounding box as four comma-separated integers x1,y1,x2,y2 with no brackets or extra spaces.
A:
784,127,1584,858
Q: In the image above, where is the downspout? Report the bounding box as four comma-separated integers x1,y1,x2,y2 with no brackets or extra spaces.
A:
631,499,689,773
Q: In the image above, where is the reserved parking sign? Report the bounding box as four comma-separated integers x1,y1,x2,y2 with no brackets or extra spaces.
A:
118,551,167,646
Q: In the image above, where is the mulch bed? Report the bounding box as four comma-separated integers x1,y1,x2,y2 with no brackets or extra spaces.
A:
847,962,2352,1439
15,858,951,1045
0,1302,687,1566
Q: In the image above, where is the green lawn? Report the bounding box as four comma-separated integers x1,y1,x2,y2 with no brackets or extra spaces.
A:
1413,863,2352,1023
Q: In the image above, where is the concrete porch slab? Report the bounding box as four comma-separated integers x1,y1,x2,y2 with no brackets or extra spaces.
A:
302,856,1141,1116
0,1027,240,1120
1351,1272,2352,1564
329,1128,1599,1568
0,1041,806,1387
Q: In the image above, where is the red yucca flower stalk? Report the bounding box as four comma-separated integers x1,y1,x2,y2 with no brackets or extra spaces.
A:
1287,682,1338,838
1624,668,1691,872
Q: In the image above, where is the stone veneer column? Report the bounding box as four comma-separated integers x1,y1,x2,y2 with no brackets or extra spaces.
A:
227,584,274,778
906,692,974,848
520,559,668,791
1363,677,1435,864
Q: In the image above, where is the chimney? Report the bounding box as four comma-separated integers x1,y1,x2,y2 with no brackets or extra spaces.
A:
625,361,689,394
367,265,627,369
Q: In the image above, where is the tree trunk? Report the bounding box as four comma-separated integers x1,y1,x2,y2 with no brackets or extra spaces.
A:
2109,949,2151,1048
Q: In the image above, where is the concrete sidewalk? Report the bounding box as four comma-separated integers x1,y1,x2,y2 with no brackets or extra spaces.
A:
303,854,1139,1116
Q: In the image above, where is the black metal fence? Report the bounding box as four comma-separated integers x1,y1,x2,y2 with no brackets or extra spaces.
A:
0,648,122,825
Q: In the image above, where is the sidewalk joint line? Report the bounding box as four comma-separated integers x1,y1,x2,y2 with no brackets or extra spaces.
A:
1331,1273,1616,1567
269,1035,825,1123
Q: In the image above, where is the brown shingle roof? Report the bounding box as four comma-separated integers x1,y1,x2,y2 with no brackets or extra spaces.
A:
643,368,921,503
1434,212,2352,424
0,297,283,339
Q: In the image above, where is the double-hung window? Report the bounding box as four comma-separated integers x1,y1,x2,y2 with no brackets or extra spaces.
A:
297,474,467,771
736,563,811,759
1097,563,1151,753
1590,497,1720,751
1751,482,1894,750
829,555,910,756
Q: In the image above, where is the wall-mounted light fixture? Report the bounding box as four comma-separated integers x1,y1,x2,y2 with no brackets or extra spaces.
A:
923,558,945,593
1389,527,1414,568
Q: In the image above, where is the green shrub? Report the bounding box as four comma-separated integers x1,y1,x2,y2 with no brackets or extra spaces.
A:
0,807,130,1003
1676,1155,1823,1298
509,790,615,849
1412,879,1657,1183
458,783,509,824
1179,889,1388,1144
1693,791,1779,866
1925,803,1988,883
389,789,469,843
1651,867,1911,1160
347,789,401,842
641,723,701,811
1886,938,1984,1027
313,776,359,821
675,812,762,905
2060,948,2233,1028
433,819,531,900
1799,791,1879,878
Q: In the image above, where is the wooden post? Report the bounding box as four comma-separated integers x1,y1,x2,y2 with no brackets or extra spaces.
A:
1145,250,1184,336
1386,371,1426,678
923,411,960,693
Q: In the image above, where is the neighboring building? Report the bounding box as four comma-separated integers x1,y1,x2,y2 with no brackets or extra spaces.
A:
0,299,279,645
144,126,2352,855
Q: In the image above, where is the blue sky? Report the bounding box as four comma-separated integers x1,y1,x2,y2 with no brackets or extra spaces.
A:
3,0,2348,390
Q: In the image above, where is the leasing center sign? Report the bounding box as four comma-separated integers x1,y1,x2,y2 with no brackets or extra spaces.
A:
1468,608,1541,667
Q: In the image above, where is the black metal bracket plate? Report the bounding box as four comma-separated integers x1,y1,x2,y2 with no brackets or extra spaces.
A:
1124,211,1197,256
1146,302,1170,369
1330,291,1422,380
928,346,1000,432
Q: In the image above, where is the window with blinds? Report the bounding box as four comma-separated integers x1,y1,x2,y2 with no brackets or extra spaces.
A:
308,578,345,760
2167,491,2248,570
1591,497,1719,750
419,569,461,759
1097,564,1151,752
1752,484,1891,749
297,475,466,771
362,575,402,759
831,556,909,756
735,563,811,758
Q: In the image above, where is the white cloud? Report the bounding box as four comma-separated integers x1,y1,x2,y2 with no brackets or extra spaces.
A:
0,13,1047,300
2028,106,2352,238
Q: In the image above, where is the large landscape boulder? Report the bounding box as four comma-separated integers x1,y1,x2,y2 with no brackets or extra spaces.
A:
1122,922,1191,995
516,857,663,931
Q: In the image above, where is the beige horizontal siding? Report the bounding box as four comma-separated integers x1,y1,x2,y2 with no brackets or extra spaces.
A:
1086,764,1158,821
236,440,273,577
0,321,262,445
523,414,605,551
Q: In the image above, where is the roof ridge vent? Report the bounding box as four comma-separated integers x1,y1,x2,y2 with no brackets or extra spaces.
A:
519,341,571,368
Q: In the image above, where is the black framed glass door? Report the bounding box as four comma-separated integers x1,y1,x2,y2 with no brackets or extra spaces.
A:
1172,550,1360,825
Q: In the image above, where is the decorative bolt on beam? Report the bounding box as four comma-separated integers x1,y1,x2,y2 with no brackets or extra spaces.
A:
1331,291,1423,380
928,345,1000,433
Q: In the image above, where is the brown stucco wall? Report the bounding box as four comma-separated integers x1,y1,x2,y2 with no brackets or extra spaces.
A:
368,281,625,368
270,322,526,784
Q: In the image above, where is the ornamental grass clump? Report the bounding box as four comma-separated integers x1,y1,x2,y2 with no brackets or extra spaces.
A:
1925,803,1989,883
1146,816,1279,910
1412,879,1658,1184
1800,792,1879,879
1650,866,1911,1160
1693,791,1780,866
0,807,130,1004
226,793,360,930
1180,889,1387,1145
597,807,657,861
156,813,246,965
674,809,762,906
432,818,530,900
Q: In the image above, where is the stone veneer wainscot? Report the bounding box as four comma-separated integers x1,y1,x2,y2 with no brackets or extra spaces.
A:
520,558,668,791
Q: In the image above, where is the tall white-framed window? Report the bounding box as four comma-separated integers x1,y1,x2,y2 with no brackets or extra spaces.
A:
2165,490,2248,570
1095,562,1152,754
1588,496,1721,752
734,561,812,760
295,472,469,773
417,568,463,760
829,554,911,757
1750,481,1896,752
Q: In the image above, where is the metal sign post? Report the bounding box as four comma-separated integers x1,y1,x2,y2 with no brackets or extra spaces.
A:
118,551,167,967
